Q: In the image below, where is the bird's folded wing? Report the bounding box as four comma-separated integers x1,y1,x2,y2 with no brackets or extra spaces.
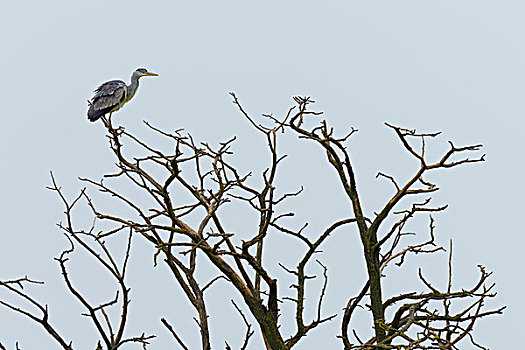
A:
91,80,127,111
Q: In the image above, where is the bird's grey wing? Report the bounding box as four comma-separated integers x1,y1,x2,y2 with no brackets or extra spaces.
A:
87,80,127,121
93,80,125,95
91,80,127,108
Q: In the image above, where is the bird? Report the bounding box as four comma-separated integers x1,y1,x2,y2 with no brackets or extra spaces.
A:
87,68,158,123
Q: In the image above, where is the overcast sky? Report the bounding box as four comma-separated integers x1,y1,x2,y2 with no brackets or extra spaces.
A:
0,1,522,349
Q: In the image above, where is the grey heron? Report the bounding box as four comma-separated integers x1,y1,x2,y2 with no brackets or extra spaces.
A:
87,68,158,122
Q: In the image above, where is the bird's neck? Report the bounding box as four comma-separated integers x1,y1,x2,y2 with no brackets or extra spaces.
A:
127,75,140,101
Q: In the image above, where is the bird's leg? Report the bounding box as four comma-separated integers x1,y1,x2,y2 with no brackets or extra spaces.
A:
101,115,109,128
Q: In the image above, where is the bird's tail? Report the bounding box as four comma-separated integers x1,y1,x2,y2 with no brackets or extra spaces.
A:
87,105,110,122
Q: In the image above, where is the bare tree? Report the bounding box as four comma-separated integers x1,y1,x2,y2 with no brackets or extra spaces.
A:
0,95,503,349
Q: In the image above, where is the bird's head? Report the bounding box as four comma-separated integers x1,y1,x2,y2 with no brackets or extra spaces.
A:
133,68,159,79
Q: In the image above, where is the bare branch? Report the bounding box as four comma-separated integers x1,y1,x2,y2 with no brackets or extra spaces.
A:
231,300,255,350
161,318,189,350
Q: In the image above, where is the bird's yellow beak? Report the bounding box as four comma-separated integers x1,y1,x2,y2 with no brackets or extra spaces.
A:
145,72,159,77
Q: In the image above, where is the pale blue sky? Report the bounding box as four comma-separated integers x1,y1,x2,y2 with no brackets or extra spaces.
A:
0,1,522,348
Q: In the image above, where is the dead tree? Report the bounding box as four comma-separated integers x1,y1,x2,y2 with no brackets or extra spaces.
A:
287,97,505,349
0,180,155,350
0,95,503,349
